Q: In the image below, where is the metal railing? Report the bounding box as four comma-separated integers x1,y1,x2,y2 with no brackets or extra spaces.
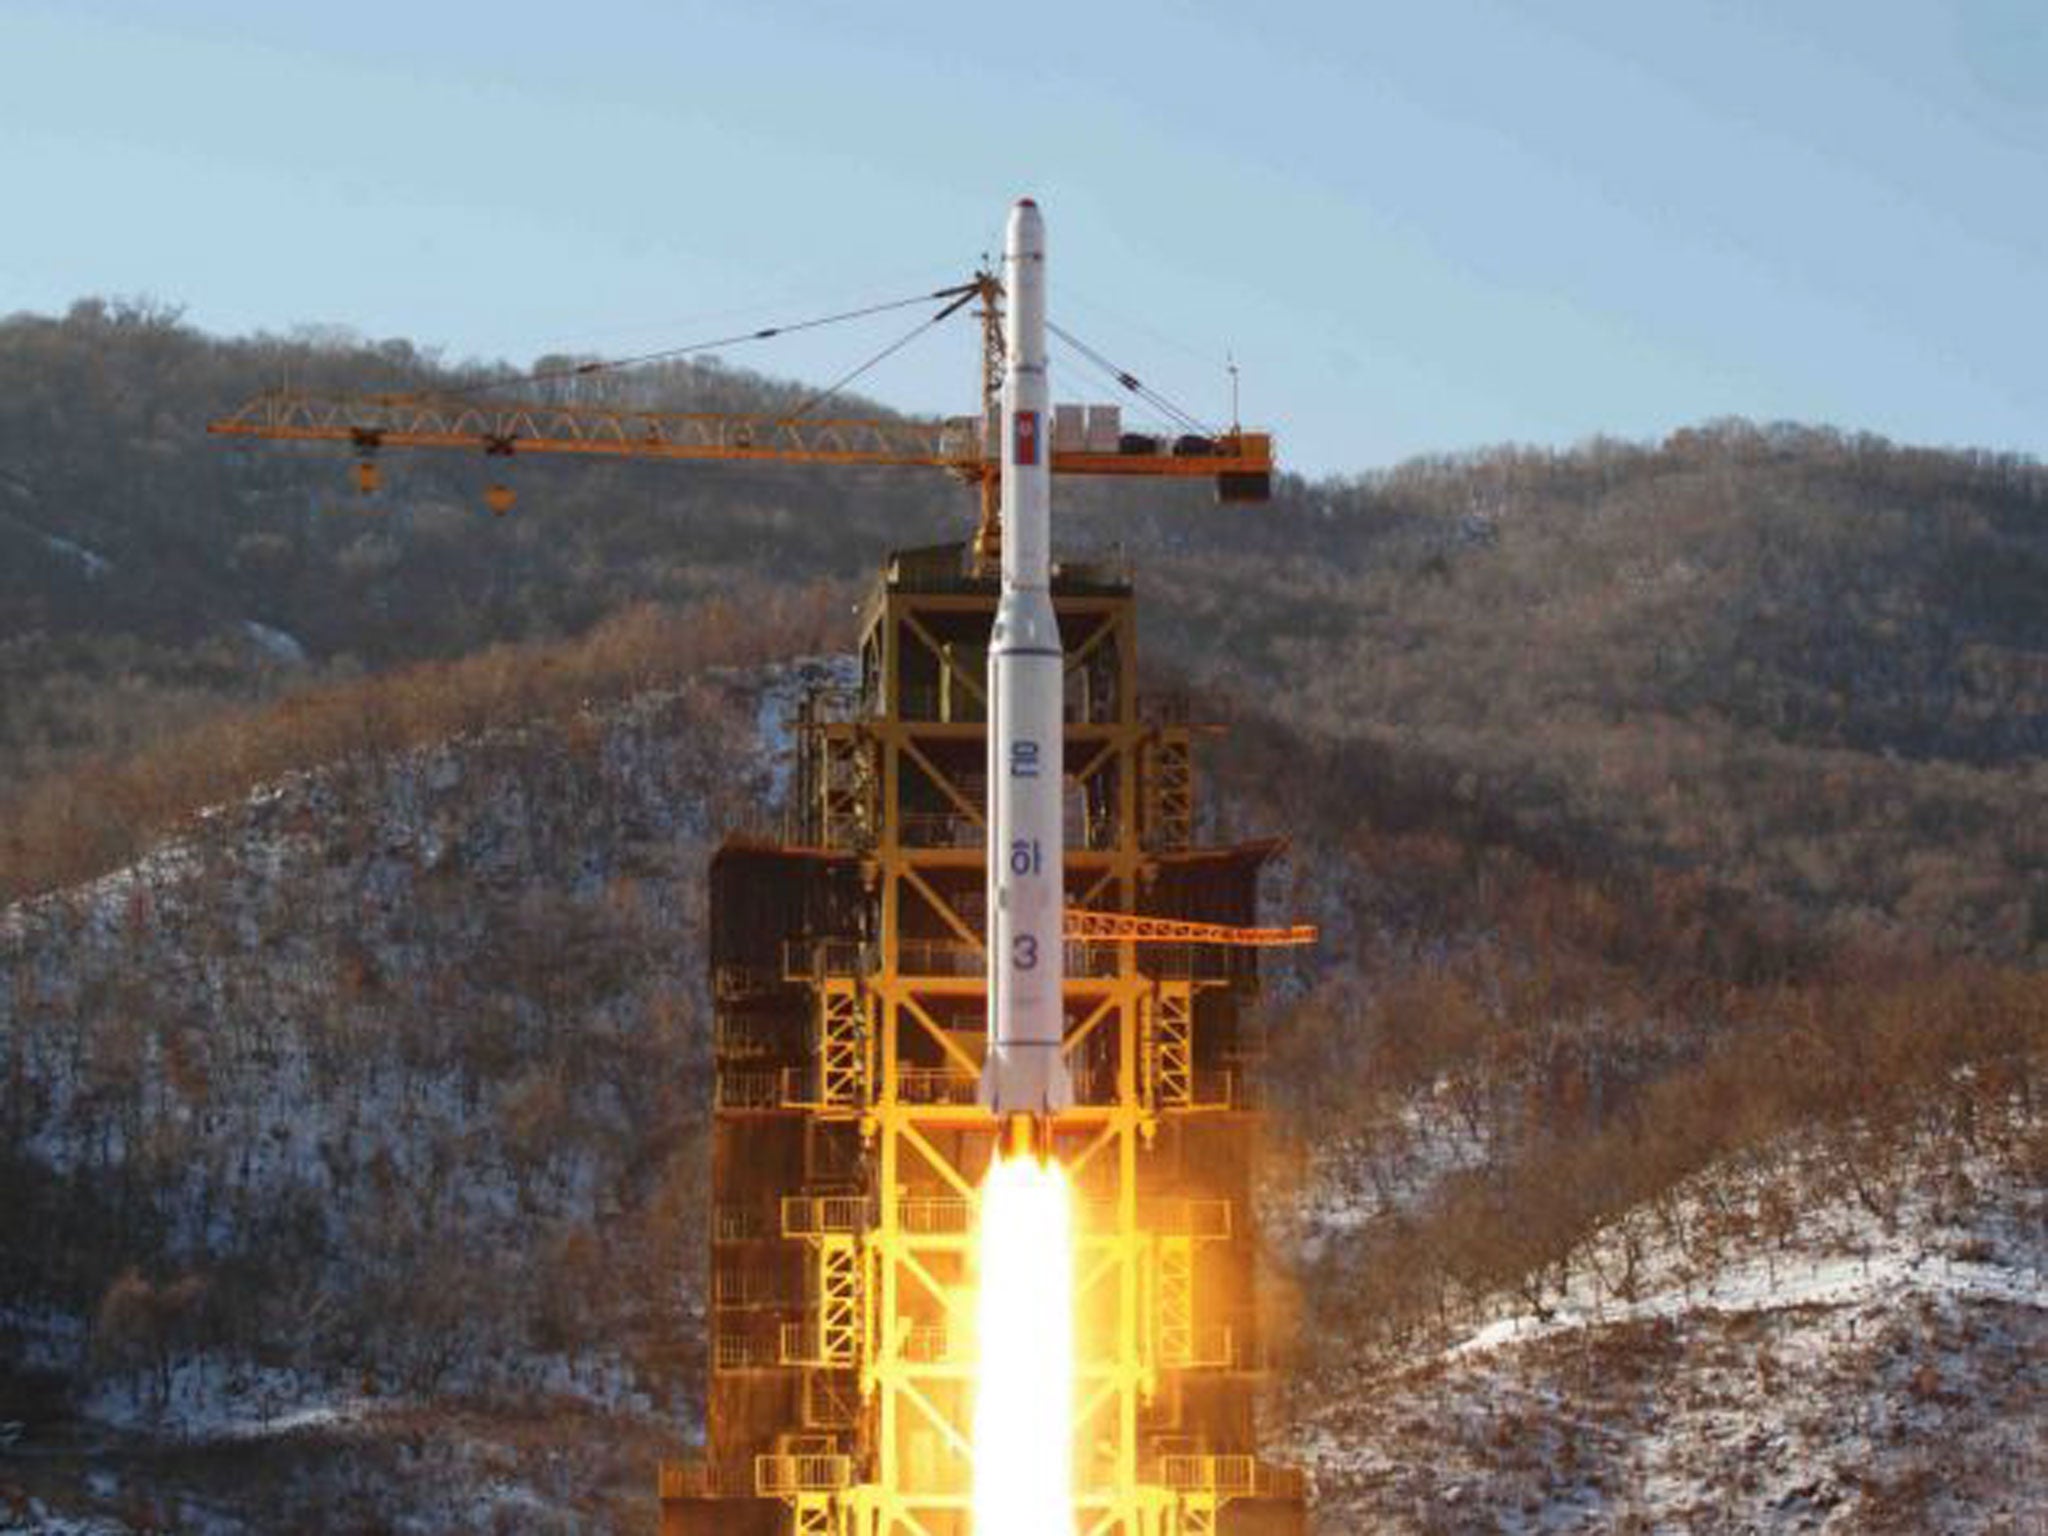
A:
756,1192,1234,1242
658,1460,719,1500
755,1453,854,1497
714,962,786,1000
898,1323,960,1364
1187,1069,1261,1111
716,1070,783,1111
744,1065,870,1112
890,939,1121,981
894,939,986,978
778,1321,819,1367
782,1194,874,1237
713,1268,799,1309
898,810,983,848
713,1204,773,1242
1151,1455,1304,1500
1134,1197,1233,1239
794,685,866,725
1161,1324,1237,1371
782,938,872,980
896,1066,982,1106
713,1018,785,1058
898,1194,974,1234
714,1330,785,1371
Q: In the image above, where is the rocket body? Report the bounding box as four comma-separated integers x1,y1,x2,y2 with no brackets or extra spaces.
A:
983,199,1073,1119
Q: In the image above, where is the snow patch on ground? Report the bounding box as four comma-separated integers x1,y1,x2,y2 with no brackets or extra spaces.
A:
728,653,860,810
1453,1243,2042,1360
239,621,306,664
1286,1115,2048,1532
0,1306,88,1372
40,534,110,578
80,1359,369,1443
1278,1085,1491,1261
0,1510,134,1535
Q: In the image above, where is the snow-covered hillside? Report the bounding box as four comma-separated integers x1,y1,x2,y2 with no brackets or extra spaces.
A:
3,655,2042,1535
1284,1112,2048,1532
0,670,819,1531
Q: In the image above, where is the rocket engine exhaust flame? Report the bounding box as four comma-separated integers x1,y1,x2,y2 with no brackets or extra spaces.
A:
972,1153,1076,1536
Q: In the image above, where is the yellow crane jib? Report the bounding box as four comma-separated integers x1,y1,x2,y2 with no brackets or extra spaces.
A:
1061,909,1317,947
206,390,1274,497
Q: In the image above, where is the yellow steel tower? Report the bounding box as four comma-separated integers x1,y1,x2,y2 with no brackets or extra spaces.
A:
666,542,1305,1536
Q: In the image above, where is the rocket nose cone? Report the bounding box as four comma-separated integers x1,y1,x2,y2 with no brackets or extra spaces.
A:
1007,198,1045,251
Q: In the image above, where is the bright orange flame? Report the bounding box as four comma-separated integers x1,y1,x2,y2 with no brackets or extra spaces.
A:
972,1154,1075,1536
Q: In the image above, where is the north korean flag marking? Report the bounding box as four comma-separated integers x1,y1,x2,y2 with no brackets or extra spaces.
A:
1014,409,1039,466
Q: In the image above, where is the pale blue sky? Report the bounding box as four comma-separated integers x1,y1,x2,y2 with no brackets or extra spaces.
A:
5,0,2043,476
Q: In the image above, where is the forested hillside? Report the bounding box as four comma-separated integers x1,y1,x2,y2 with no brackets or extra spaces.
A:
6,300,2045,955
2,301,2043,1530
0,299,960,783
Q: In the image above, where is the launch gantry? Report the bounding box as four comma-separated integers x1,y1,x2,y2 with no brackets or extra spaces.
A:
207,200,1308,1535
667,539,1307,1535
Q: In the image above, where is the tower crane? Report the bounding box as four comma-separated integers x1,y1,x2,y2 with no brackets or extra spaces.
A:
207,259,1309,954
208,270,1274,563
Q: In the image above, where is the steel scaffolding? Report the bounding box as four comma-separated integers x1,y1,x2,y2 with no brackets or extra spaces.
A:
663,545,1304,1536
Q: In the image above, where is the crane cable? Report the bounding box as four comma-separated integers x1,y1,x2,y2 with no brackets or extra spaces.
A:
391,274,1217,445
1049,322,1211,437
426,280,982,399
787,283,983,422
1046,320,1214,438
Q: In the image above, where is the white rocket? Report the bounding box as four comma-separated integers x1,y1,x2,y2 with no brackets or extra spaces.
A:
982,198,1073,1127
